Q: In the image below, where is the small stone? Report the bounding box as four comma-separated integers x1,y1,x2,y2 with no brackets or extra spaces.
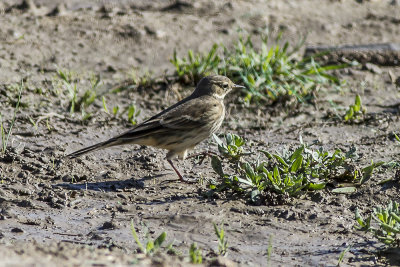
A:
11,227,23,233
144,25,156,35
209,256,237,267
363,63,382,74
106,65,116,73
155,30,166,39
47,3,67,16
395,76,400,88
100,221,117,230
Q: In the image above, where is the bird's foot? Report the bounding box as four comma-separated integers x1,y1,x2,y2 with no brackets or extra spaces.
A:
167,159,196,184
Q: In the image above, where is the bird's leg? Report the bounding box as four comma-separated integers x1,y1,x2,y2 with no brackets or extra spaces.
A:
167,159,186,182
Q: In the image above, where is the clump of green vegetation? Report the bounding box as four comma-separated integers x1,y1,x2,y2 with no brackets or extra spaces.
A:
57,69,100,120
210,133,381,204
171,44,220,84
129,220,230,264
355,201,400,247
343,94,366,122
189,243,203,264
104,100,141,126
1,82,28,108
125,104,141,125
130,68,155,88
0,81,23,154
213,223,228,256
130,219,168,255
171,34,347,104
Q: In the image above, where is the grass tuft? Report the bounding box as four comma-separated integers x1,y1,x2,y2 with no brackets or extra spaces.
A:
189,243,203,264
213,223,228,256
0,81,24,154
343,94,366,122
130,219,167,255
57,69,101,119
171,34,348,104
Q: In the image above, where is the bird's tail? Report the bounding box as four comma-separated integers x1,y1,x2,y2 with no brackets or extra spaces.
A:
66,139,121,159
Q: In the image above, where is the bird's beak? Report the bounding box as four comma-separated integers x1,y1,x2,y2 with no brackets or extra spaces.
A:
233,84,246,90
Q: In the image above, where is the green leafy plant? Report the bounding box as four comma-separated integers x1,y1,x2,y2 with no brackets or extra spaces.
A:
171,44,220,84
0,81,23,154
112,106,120,116
57,69,99,118
189,243,203,264
213,223,228,256
214,133,246,161
344,94,366,122
171,34,347,104
355,201,400,247
210,133,381,203
127,104,141,125
130,219,167,255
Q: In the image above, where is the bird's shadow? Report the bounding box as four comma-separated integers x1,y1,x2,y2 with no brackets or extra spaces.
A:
53,174,173,192
53,174,204,205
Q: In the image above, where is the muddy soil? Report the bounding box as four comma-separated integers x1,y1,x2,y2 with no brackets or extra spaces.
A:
1,0,400,266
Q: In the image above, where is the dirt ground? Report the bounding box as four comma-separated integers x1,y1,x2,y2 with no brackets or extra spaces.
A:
1,0,400,266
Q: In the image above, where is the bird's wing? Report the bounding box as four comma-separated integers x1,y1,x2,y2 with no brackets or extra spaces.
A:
113,97,209,140
159,97,210,129
66,97,214,158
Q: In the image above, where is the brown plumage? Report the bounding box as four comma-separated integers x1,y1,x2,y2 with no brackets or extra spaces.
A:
67,75,244,182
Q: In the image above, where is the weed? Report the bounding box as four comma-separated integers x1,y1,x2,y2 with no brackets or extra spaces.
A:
214,133,246,161
210,133,381,203
355,201,400,247
189,243,203,264
57,69,99,118
171,34,347,104
130,69,155,87
127,104,141,125
57,68,76,84
343,94,366,122
171,44,220,84
130,219,167,255
102,96,109,114
393,132,400,145
213,223,228,256
112,106,120,116
2,83,28,108
267,235,273,267
113,104,141,125
337,245,351,266
0,81,23,154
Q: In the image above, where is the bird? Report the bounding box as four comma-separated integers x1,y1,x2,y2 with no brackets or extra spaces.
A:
66,75,244,182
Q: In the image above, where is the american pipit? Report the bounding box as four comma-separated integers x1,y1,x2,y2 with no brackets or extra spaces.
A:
67,75,244,182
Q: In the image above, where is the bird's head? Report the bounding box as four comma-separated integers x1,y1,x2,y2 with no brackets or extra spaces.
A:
193,75,245,99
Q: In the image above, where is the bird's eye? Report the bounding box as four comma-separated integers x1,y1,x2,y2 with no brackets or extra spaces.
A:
222,83,229,89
